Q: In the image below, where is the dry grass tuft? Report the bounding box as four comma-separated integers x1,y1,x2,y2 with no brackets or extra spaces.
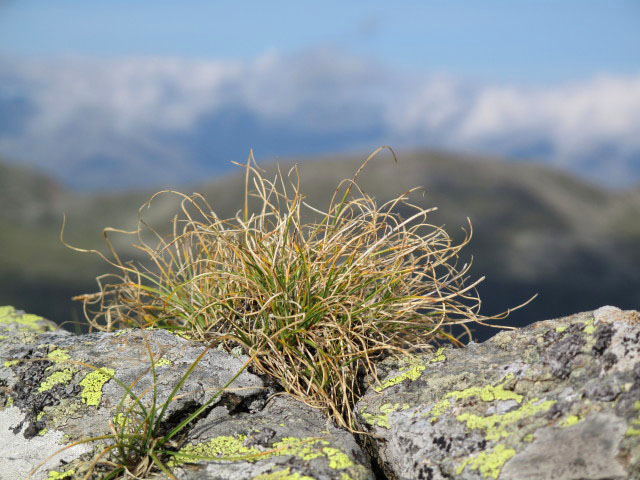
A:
71,147,517,429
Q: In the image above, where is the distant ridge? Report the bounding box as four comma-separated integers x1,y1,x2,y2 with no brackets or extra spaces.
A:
1,150,639,338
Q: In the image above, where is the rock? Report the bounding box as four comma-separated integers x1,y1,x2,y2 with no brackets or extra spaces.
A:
172,395,371,480
4,303,640,479
0,306,371,480
355,306,640,480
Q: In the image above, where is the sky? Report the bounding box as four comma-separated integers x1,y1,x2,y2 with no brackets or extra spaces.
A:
0,1,639,189
2,1,638,82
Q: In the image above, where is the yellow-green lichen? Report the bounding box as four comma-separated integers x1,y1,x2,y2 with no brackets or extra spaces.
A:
155,358,172,367
456,444,516,479
47,349,70,363
559,414,582,427
625,401,640,435
375,349,445,392
253,468,314,480
523,433,534,442
451,374,522,403
78,368,115,406
272,437,327,461
47,470,75,479
5,396,14,407
113,412,131,428
456,398,556,440
36,411,45,421
3,359,19,367
322,447,354,469
583,319,596,335
42,398,82,432
0,306,54,333
375,363,424,392
174,435,358,474
174,434,260,463
428,374,523,423
428,398,454,421
38,368,75,393
555,326,568,333
0,335,8,339
38,427,48,436
360,403,409,429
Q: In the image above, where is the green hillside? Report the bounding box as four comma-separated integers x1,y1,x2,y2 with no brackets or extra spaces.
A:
2,151,639,338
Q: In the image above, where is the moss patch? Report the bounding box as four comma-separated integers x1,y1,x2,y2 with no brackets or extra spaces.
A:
78,368,115,406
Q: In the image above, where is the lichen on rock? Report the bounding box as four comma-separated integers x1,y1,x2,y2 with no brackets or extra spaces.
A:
2,304,639,479
356,306,640,479
78,368,115,407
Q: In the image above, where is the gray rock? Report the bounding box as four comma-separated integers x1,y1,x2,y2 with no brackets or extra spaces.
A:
355,306,640,480
4,303,640,480
0,306,371,480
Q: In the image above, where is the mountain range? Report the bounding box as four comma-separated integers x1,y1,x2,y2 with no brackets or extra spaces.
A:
2,149,639,340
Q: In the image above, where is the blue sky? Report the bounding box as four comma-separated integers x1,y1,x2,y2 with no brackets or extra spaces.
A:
1,1,638,82
0,1,639,189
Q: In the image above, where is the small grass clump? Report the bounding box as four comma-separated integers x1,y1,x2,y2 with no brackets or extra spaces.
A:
28,337,261,479
72,147,509,429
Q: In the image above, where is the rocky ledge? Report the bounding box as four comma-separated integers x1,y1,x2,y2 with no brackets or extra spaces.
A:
1,305,639,479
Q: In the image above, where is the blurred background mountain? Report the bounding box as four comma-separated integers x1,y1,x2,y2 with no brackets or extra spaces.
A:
2,151,639,339
1,1,638,338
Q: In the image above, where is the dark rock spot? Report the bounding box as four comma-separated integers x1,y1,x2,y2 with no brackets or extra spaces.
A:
546,402,566,420
543,333,585,379
11,419,24,435
584,381,618,402
593,324,614,356
622,331,640,356
416,464,434,480
432,435,451,453
601,352,618,371
244,427,276,448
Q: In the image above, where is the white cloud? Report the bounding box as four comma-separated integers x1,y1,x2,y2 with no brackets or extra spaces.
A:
448,75,640,161
0,50,639,188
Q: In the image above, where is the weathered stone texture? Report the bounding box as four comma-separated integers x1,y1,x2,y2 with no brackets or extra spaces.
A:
0,306,370,480
355,306,640,480
3,304,639,479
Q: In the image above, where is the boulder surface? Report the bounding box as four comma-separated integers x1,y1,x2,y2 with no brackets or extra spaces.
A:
2,304,640,479
355,306,640,480
0,306,371,480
